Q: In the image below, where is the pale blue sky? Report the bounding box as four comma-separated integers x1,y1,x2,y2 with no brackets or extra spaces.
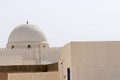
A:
0,0,120,47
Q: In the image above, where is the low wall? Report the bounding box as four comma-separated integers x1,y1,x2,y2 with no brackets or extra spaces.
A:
8,72,58,80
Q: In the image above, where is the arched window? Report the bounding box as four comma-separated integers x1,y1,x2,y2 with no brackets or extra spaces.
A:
27,45,31,49
11,45,14,49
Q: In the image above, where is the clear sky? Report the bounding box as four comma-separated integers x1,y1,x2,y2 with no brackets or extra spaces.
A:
0,0,120,47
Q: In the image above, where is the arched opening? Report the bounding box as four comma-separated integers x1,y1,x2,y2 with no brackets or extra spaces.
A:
43,45,46,48
11,45,14,49
27,45,31,49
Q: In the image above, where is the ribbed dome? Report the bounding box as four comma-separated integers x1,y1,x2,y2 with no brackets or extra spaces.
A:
8,24,47,43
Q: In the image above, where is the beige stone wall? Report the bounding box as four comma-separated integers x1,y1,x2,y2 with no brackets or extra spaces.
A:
71,41,120,80
58,43,72,80
8,72,58,80
59,41,120,80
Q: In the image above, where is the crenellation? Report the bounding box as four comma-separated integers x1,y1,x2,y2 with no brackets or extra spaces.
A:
0,47,60,65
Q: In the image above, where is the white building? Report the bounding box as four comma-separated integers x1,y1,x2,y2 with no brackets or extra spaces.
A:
0,23,60,65
0,23,60,80
0,23,120,80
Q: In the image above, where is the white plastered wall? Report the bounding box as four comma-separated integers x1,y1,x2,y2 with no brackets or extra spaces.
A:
0,56,22,65
0,47,60,65
6,42,49,49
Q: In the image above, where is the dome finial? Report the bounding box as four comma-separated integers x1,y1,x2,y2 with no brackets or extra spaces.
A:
26,20,29,24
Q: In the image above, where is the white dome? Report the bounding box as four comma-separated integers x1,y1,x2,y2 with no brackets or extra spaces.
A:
8,24,47,43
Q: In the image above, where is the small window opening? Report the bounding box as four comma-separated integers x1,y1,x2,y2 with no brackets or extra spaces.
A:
27,45,31,49
43,45,46,48
11,45,14,49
